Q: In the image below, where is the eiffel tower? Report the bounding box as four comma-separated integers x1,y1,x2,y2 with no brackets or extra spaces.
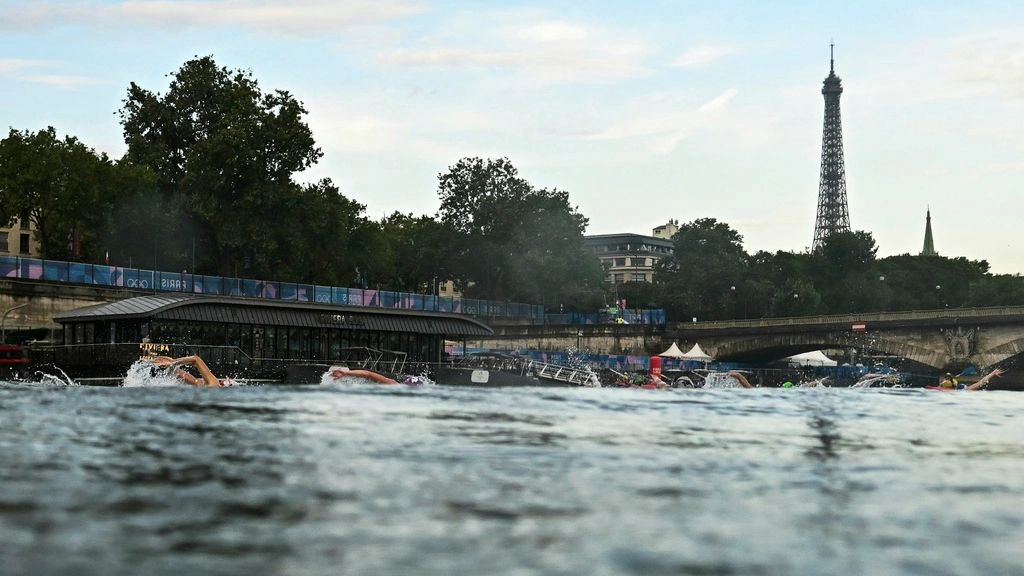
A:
812,43,851,251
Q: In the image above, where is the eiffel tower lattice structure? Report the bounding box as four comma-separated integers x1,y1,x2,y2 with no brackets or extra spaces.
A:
812,43,851,251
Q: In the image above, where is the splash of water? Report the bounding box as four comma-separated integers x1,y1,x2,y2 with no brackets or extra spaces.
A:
122,360,187,388
799,377,830,388
850,374,902,389
34,372,77,386
560,347,602,387
30,365,77,386
702,372,745,389
399,372,436,386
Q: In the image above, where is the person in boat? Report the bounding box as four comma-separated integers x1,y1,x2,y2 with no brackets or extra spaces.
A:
148,355,223,387
938,372,959,390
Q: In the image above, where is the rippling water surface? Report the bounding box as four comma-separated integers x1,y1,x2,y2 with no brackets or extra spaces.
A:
1,381,1022,576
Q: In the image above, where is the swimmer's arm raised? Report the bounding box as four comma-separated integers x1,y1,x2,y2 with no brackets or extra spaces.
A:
727,371,754,388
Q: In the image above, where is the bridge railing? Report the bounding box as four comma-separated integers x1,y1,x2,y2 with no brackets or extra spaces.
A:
0,255,546,323
678,305,1024,330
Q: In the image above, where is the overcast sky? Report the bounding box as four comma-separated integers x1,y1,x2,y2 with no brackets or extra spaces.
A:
2,1,1022,272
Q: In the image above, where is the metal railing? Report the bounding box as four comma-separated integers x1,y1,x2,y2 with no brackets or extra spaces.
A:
677,305,1024,331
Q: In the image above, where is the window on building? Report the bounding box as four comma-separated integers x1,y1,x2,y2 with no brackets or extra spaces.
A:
19,210,30,230
613,273,625,284
632,273,646,283
0,232,8,253
614,258,626,266
19,233,30,255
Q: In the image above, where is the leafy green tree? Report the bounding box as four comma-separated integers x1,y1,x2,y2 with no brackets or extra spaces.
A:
0,127,130,260
878,254,988,310
436,157,530,298
654,218,747,320
968,274,1024,307
277,178,370,285
375,212,462,293
119,55,323,277
744,250,803,318
813,230,882,313
95,159,161,267
502,188,606,306
436,157,603,304
772,277,823,316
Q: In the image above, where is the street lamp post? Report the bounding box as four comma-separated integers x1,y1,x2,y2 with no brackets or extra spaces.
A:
1,302,29,344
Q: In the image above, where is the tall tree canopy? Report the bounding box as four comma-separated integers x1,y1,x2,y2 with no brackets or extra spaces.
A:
436,157,605,304
0,127,145,261
654,218,747,320
118,55,336,278
373,213,462,294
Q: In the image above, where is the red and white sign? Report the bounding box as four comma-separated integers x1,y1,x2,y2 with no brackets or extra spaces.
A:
852,322,867,332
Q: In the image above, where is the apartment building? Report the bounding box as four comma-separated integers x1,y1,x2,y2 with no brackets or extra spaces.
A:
0,213,39,257
583,221,677,284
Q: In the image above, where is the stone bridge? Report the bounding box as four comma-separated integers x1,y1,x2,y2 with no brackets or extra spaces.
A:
668,306,1024,373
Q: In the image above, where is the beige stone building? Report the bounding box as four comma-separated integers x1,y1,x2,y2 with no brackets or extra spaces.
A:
0,213,40,258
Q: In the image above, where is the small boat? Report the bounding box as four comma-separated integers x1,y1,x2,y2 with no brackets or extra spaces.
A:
431,351,542,387
0,344,31,380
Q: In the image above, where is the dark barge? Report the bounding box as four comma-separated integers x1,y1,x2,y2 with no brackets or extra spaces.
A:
30,294,494,384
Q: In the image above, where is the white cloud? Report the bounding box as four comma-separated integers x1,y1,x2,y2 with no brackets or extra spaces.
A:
23,74,103,89
0,58,50,74
672,45,735,69
853,28,1024,106
943,28,1024,101
0,0,426,35
698,87,738,113
381,17,650,84
584,88,739,155
513,20,591,44
0,58,99,88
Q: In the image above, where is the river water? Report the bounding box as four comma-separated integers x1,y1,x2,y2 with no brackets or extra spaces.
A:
1,380,1021,576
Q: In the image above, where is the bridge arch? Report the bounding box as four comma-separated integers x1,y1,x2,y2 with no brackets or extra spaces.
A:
708,331,946,369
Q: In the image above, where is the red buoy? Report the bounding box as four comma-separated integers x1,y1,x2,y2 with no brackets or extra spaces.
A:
649,355,662,379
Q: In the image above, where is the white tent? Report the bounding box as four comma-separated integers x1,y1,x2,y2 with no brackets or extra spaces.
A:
784,350,838,366
658,342,686,358
681,343,714,362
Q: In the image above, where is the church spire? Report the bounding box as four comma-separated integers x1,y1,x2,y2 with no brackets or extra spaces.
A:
921,207,937,256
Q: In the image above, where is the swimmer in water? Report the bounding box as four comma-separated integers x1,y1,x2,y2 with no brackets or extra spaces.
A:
148,355,222,387
727,371,755,388
327,365,398,384
961,368,1004,391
